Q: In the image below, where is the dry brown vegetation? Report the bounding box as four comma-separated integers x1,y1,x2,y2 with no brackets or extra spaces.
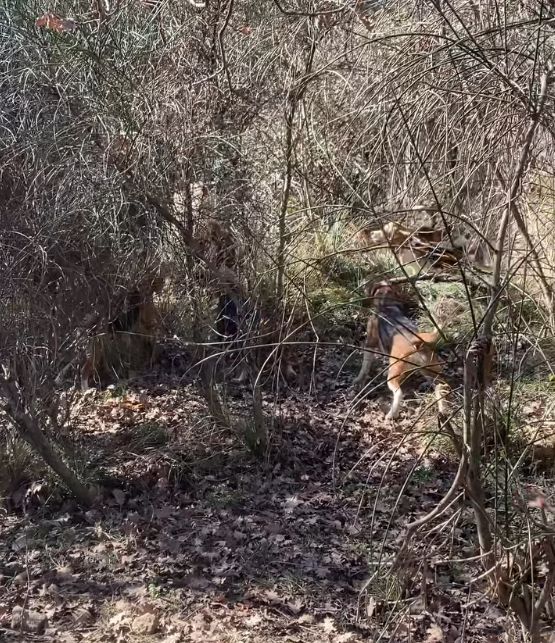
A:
1,0,555,641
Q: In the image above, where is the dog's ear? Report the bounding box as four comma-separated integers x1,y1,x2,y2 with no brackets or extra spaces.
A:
370,281,394,298
358,279,374,297
363,281,375,299
365,283,382,302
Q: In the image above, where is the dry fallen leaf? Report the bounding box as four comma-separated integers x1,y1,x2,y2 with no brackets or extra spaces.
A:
334,634,355,643
286,598,303,615
244,613,263,627
35,13,77,33
425,622,444,642
131,612,159,635
297,613,314,625
109,610,130,628
121,398,146,412
73,606,93,626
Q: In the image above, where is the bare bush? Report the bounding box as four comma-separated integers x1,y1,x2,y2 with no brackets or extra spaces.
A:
1,0,555,637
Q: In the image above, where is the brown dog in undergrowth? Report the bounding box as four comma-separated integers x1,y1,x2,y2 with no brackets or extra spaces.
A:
80,275,164,391
353,281,449,420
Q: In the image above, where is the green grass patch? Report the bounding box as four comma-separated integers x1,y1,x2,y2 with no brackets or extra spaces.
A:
128,422,170,452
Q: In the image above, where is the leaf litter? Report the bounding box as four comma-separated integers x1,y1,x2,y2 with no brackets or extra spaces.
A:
0,350,524,641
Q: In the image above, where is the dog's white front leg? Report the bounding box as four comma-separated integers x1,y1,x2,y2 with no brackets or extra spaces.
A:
386,386,403,420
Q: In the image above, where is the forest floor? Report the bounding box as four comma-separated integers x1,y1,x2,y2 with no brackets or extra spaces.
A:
0,346,551,642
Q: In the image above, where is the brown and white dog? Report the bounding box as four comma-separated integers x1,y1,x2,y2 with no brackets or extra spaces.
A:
353,281,448,419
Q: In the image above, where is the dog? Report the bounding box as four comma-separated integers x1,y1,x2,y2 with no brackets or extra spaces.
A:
359,220,445,246
80,275,163,391
214,293,298,384
353,281,448,419
358,219,489,273
358,221,465,272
